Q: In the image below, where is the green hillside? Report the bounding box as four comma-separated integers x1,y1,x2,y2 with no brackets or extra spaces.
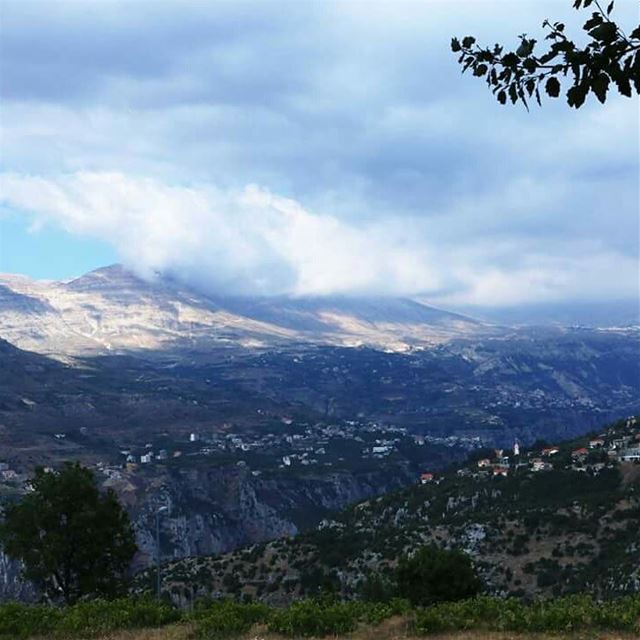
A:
152,417,640,604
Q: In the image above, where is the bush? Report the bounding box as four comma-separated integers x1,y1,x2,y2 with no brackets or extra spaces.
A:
413,595,640,635
56,597,181,635
0,597,180,639
268,599,359,637
192,600,272,639
267,598,407,637
396,545,482,607
0,602,62,640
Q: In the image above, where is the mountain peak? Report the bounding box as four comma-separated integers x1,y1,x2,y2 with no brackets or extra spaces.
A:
65,263,145,290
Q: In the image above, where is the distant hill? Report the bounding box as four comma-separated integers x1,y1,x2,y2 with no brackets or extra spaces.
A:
0,265,485,356
442,299,640,328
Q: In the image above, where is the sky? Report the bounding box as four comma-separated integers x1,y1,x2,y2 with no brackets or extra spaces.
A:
0,0,638,308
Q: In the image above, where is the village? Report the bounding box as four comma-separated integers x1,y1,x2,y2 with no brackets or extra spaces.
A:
2,417,639,495
419,416,640,485
0,418,482,491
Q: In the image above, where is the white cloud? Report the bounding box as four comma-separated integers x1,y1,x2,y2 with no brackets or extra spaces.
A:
0,172,442,296
1,171,637,305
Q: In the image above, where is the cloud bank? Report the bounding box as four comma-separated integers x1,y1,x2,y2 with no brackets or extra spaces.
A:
1,171,637,306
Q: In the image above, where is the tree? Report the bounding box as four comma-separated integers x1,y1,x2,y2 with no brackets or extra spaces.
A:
451,0,640,108
0,462,137,604
396,545,482,606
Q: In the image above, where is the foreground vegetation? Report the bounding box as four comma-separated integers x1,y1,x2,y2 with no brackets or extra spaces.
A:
2,594,639,639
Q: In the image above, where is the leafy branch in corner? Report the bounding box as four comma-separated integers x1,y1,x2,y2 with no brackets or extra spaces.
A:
451,0,640,109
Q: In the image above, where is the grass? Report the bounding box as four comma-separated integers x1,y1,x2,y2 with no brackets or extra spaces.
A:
65,624,639,640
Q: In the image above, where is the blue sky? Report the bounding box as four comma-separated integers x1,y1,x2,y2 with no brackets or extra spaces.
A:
0,0,637,305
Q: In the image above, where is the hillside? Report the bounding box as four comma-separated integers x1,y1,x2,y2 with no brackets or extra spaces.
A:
0,265,484,356
152,417,640,605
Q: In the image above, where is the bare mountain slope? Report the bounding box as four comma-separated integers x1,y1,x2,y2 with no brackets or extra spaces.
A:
0,265,484,356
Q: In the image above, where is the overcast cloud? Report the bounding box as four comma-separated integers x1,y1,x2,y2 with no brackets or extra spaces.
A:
0,0,638,306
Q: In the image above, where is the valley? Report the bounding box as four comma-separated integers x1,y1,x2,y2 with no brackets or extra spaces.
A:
0,265,638,604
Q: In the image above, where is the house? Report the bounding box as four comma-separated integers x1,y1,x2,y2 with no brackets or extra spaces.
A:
619,447,640,462
612,436,632,449
140,453,153,464
372,445,391,455
589,438,605,448
542,446,560,456
531,458,553,472
189,433,199,442
477,458,492,468
420,472,434,484
493,466,509,477
571,447,589,460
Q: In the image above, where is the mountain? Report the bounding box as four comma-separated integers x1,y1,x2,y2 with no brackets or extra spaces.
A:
444,300,640,328
152,416,640,605
0,265,484,357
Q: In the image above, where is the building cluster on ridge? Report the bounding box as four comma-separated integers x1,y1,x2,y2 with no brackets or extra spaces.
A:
419,416,640,485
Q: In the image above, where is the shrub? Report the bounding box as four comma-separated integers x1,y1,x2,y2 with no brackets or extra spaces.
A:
268,599,359,637
0,602,62,640
267,598,407,637
192,600,272,639
396,545,482,607
56,597,181,635
413,595,640,635
0,598,180,639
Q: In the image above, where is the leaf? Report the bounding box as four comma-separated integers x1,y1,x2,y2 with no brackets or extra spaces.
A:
508,83,518,104
614,75,632,97
497,90,507,105
567,83,588,108
535,87,542,106
591,72,610,103
516,39,531,57
518,87,529,111
462,36,476,48
606,1,614,15
473,64,488,77
589,22,617,42
502,52,519,67
545,77,561,97
584,13,604,31
525,79,536,96
451,38,462,53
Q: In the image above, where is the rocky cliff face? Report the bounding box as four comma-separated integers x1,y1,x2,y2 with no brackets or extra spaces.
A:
0,552,34,602
0,462,413,601
128,463,413,570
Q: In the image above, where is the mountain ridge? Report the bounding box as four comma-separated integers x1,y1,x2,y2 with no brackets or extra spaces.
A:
0,264,486,357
